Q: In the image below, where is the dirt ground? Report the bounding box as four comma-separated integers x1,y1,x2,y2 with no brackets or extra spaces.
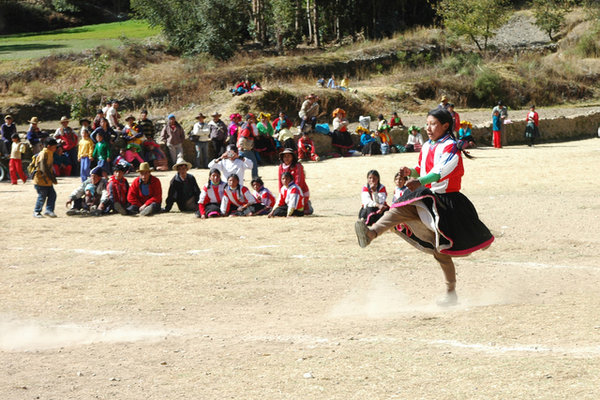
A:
1,138,600,399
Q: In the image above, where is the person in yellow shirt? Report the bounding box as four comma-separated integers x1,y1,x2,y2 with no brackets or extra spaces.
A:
33,139,58,218
78,129,94,181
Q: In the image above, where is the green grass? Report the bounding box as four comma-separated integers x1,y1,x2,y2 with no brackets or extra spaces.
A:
0,20,161,61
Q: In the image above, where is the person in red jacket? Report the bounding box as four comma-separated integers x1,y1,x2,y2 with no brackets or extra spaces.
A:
297,131,320,162
277,148,312,214
127,162,162,216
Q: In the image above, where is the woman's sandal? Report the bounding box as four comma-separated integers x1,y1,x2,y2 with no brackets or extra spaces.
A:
355,220,372,248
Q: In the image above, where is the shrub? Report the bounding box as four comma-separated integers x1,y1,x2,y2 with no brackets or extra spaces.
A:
575,32,600,58
473,68,502,103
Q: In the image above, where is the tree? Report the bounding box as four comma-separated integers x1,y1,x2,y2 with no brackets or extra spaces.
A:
532,0,574,41
131,0,244,59
432,0,511,51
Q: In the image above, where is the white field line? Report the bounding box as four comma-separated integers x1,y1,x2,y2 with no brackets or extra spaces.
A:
489,260,600,272
240,334,600,357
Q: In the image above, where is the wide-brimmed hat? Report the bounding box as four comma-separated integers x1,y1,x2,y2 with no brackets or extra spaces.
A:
46,138,58,147
211,111,221,117
60,116,69,123
137,162,152,172
306,93,318,99
195,113,206,119
440,95,448,102
79,118,91,125
125,115,136,121
172,158,192,170
4,114,13,120
279,148,298,164
29,117,39,124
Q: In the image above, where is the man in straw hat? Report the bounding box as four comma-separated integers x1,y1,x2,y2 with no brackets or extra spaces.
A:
27,116,47,155
189,112,210,169
54,116,79,176
1,114,17,156
164,157,200,213
126,162,162,216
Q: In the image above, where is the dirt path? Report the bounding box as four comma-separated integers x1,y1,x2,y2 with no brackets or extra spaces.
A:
1,138,600,399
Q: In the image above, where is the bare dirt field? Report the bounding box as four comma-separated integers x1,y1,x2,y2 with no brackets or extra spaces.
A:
1,138,600,399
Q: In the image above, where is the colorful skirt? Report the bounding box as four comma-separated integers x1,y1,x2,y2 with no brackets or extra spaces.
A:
392,186,494,256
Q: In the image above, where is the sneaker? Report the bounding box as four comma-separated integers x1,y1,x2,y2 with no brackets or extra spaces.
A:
113,202,127,216
66,209,80,216
194,210,202,218
436,290,458,307
90,208,102,217
140,206,154,216
33,212,43,218
43,211,57,218
354,220,372,248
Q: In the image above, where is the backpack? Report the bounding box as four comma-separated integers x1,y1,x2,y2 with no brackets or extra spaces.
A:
27,153,40,179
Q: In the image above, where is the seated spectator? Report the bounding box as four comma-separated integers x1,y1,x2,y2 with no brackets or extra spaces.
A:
255,112,277,164
92,109,104,130
278,148,311,214
268,172,304,218
126,162,162,216
458,120,476,148
359,115,371,131
113,148,134,173
327,74,337,89
220,174,256,217
339,76,349,91
249,81,262,92
277,128,296,151
406,125,424,153
297,131,320,161
391,172,409,203
390,112,404,128
331,108,353,155
316,77,326,88
233,79,252,96
376,114,388,132
358,169,388,226
122,115,145,166
248,177,276,216
376,119,392,155
53,145,72,177
208,144,253,187
272,111,293,134
164,158,201,213
98,164,129,215
197,168,226,219
298,94,319,133
358,126,379,156
65,166,107,216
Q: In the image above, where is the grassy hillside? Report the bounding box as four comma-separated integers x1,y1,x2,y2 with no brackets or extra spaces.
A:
0,20,160,61
1,10,600,125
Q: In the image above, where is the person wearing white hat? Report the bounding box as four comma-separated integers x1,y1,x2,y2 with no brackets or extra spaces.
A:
164,158,201,212
126,162,162,216
54,116,79,176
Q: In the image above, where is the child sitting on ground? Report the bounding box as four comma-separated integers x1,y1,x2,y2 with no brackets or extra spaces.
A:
458,120,476,148
268,172,304,218
220,174,256,217
297,131,320,161
197,168,226,219
83,183,96,212
248,177,276,216
358,170,388,226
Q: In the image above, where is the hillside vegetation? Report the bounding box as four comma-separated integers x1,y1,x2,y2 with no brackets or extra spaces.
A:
1,9,600,125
